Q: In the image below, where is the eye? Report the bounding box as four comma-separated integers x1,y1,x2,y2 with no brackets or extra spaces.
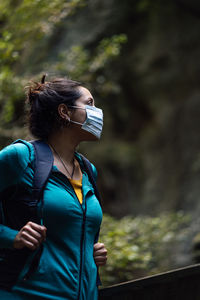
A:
87,99,93,105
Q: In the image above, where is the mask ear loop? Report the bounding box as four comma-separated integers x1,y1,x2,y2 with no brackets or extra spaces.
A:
70,120,83,126
68,105,86,126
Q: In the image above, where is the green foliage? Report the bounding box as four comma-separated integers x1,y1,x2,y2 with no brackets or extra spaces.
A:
0,0,127,131
0,68,24,124
48,34,127,82
0,0,86,129
89,34,127,73
99,212,190,286
55,45,90,79
0,0,85,68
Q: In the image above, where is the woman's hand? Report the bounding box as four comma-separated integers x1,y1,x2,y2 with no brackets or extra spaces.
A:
13,221,47,251
93,243,107,266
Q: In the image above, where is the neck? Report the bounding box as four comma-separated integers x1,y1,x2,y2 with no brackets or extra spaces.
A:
47,128,79,163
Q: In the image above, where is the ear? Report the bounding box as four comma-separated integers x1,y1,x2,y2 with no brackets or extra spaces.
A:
57,103,72,121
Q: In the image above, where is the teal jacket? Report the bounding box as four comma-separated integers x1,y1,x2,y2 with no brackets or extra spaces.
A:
0,140,103,300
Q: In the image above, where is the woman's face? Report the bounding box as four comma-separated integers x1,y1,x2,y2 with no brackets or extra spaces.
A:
71,86,95,124
70,86,98,141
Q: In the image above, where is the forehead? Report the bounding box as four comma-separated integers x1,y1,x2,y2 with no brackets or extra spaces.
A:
77,86,93,101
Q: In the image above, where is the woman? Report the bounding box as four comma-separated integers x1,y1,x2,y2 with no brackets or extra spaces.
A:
0,76,107,300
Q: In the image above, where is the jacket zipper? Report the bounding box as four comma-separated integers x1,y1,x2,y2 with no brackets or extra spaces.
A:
66,177,87,300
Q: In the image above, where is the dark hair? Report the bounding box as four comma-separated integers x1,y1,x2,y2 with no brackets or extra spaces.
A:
26,75,82,140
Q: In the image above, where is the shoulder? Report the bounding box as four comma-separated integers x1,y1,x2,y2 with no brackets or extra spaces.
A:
0,140,35,190
0,139,34,169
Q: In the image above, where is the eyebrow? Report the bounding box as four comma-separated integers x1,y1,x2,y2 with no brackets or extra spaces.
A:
85,97,94,102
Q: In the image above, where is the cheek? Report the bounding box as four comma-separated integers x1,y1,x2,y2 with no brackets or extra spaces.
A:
74,110,86,123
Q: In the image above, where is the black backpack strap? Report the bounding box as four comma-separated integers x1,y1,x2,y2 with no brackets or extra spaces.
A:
22,140,53,281
79,154,102,208
79,154,102,245
11,139,54,217
30,140,54,225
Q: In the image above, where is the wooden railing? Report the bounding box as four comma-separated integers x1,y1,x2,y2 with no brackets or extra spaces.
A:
99,263,200,300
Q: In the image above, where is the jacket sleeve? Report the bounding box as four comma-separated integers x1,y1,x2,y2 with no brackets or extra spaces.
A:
0,143,31,248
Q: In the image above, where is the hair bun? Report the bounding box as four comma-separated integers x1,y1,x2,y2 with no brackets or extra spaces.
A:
41,74,47,84
25,79,46,105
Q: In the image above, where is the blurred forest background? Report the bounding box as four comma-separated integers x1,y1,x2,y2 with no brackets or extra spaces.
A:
1,0,200,287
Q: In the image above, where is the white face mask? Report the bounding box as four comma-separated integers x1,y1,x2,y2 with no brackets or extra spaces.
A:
69,105,103,139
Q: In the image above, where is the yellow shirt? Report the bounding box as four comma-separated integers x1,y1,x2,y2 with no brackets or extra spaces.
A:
69,177,83,204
